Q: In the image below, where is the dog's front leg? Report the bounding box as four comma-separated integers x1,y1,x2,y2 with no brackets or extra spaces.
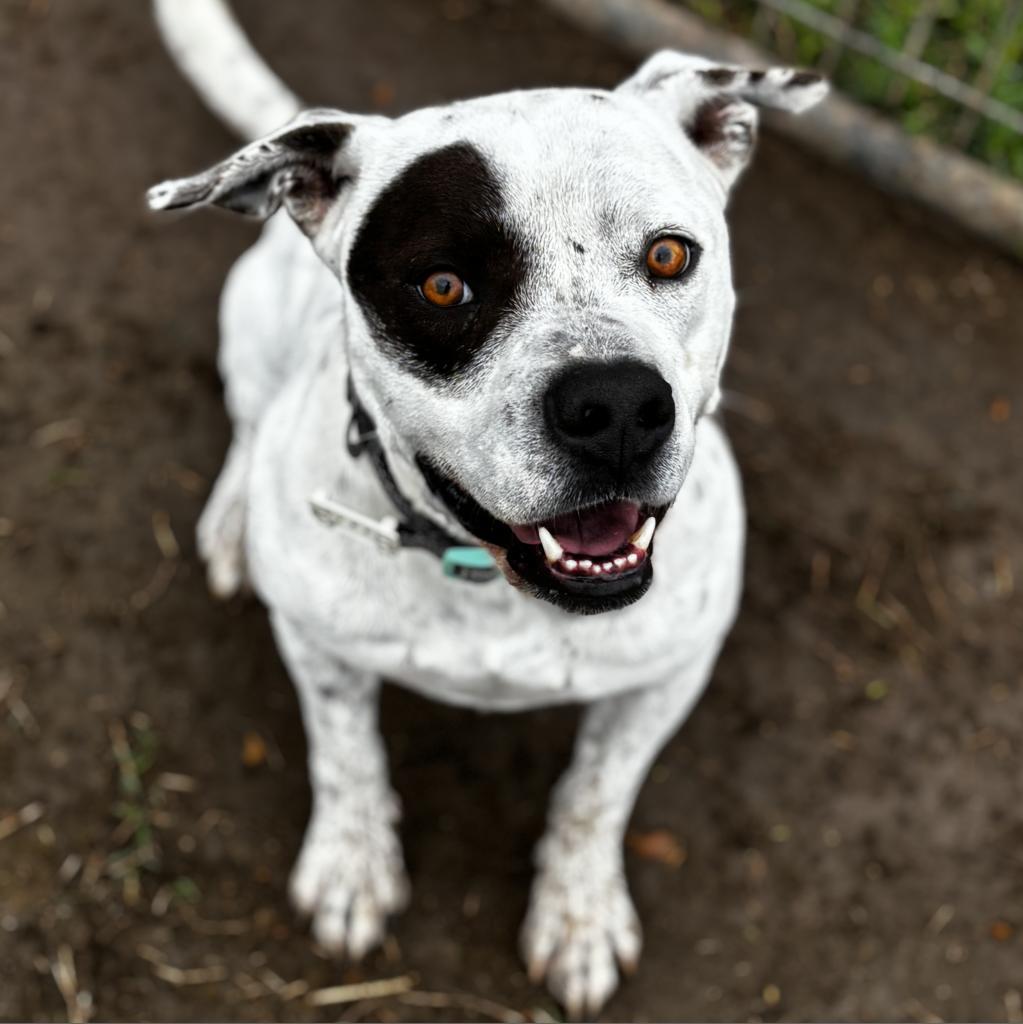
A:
272,614,409,958
523,650,719,1018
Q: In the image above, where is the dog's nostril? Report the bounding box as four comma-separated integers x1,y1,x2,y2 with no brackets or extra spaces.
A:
637,396,672,431
575,403,612,436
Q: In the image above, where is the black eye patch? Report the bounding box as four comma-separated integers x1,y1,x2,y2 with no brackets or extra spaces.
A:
347,142,529,382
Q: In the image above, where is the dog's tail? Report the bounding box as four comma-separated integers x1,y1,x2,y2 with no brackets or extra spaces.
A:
153,0,301,140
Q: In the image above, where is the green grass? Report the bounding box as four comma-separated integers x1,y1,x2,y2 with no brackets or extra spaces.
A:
678,0,1023,179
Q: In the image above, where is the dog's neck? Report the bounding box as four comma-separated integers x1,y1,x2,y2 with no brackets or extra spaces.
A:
308,374,499,583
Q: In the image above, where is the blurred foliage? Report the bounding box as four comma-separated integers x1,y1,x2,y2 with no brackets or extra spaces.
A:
679,0,1023,178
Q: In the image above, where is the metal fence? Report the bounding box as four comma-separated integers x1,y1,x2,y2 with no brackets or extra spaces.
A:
686,0,1023,176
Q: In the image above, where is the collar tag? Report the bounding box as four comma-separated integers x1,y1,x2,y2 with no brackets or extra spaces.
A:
442,546,499,583
309,490,401,553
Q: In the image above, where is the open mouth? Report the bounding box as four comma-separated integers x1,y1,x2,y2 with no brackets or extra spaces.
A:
511,502,655,579
417,457,667,613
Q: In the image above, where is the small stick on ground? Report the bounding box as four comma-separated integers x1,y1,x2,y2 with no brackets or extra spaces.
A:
153,962,229,987
0,801,44,842
50,944,92,1024
151,509,180,560
155,771,196,793
139,946,229,987
306,975,416,1007
31,417,84,449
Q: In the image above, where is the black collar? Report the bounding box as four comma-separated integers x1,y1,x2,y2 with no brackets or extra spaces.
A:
343,377,499,583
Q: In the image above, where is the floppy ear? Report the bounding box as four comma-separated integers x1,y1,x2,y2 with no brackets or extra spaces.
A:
146,108,365,236
618,51,828,190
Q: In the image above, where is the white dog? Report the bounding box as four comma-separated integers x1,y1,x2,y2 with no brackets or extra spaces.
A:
149,0,826,1014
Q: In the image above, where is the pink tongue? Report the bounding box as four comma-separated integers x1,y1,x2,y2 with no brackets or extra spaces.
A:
511,501,641,557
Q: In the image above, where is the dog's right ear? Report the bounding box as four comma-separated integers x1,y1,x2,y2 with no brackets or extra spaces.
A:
147,109,367,237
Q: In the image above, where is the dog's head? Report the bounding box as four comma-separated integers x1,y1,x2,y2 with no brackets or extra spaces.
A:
150,51,826,614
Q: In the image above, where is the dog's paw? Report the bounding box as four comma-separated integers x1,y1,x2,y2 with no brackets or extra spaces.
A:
289,812,410,959
521,861,641,1019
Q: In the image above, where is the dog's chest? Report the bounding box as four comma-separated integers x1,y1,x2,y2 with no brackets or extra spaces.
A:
266,550,734,710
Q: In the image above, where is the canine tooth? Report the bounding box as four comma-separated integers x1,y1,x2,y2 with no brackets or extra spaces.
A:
579,560,592,569
564,558,578,571
538,526,563,563
629,516,656,552
627,552,639,565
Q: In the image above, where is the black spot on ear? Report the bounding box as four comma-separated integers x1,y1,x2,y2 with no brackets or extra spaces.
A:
571,240,585,254
686,96,755,177
347,143,529,381
278,122,350,156
689,96,731,150
787,70,823,88
699,68,737,85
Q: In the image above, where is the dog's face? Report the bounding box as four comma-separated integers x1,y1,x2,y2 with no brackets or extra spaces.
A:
341,92,735,613
150,52,825,613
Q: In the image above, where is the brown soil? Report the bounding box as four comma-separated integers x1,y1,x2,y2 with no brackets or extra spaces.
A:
2,1,1021,1021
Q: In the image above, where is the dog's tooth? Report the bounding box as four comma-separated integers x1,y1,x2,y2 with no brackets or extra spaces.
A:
538,525,563,564
614,557,626,568
627,552,639,566
602,561,614,573
579,559,592,569
563,558,578,571
629,516,657,552
591,563,602,574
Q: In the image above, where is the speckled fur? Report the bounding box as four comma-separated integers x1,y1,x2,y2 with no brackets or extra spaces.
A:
149,4,826,1014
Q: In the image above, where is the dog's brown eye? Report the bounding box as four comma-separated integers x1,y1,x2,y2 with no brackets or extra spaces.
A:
646,238,689,279
420,270,468,307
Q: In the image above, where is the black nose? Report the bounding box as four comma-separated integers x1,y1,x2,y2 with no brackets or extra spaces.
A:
544,359,675,478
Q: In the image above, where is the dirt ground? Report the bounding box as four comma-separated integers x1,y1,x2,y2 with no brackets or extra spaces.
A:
2,1,1022,1021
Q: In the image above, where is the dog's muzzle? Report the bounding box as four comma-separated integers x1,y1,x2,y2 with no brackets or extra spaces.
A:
418,359,677,614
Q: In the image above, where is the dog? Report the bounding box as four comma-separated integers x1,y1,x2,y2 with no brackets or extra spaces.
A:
148,0,826,1014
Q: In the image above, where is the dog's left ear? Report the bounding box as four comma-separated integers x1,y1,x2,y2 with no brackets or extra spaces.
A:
618,51,827,190
147,109,370,237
